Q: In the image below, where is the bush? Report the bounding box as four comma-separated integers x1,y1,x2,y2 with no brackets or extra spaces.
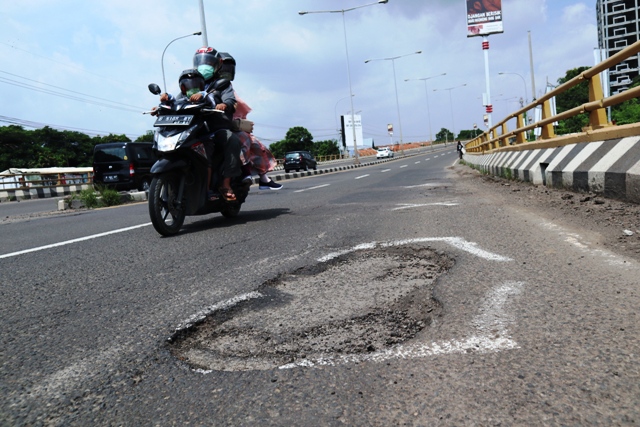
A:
78,188,99,208
98,187,122,207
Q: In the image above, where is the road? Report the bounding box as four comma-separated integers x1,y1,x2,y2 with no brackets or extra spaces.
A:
1,148,638,425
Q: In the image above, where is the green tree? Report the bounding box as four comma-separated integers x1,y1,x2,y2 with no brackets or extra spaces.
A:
456,129,478,140
0,125,37,171
435,127,454,142
313,139,340,157
269,126,314,158
555,66,590,135
611,76,640,126
135,130,155,142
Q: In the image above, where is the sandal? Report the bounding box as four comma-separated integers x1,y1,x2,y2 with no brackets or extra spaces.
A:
208,190,219,201
218,187,237,202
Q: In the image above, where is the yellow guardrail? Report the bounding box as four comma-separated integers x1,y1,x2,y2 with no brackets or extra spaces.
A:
466,39,640,154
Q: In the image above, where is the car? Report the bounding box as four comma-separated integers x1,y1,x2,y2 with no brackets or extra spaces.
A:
284,151,317,173
92,142,157,191
376,147,394,159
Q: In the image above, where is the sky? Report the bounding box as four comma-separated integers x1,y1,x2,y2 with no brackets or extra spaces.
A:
0,0,599,148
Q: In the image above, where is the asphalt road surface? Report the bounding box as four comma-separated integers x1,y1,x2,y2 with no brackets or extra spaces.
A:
1,148,638,426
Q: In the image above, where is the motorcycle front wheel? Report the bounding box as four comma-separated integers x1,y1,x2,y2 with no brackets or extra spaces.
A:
148,173,186,236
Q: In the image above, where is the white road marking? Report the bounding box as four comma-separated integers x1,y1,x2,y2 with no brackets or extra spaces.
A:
425,158,431,160
318,238,513,262
280,281,524,369
381,169,391,173
355,174,370,180
294,184,331,193
400,165,408,169
403,183,442,189
392,202,459,210
0,223,152,259
415,161,421,164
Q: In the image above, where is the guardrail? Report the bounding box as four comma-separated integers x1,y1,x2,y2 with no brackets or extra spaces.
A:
466,39,640,153
0,171,93,190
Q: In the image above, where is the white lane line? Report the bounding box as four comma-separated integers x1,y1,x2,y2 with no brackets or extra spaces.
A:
415,161,421,164
400,165,408,169
318,237,512,263
294,184,331,193
381,169,391,173
392,202,459,210
425,158,431,160
280,281,524,369
403,183,441,189
355,174,370,180
0,223,152,260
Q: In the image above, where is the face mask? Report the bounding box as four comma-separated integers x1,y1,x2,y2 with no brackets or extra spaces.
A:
197,65,215,81
186,88,200,98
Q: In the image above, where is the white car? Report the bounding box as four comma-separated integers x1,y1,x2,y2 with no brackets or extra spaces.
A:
376,147,394,159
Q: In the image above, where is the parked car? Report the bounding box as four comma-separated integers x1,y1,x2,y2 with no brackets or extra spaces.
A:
92,142,156,191
284,151,317,173
376,147,394,159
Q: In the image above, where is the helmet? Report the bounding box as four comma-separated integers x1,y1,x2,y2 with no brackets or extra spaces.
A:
178,69,205,96
193,46,220,70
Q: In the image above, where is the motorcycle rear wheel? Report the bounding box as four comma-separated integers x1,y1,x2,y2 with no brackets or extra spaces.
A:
148,173,186,236
220,203,241,218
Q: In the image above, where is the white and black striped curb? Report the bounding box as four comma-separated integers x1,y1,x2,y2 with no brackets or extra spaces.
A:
463,135,640,203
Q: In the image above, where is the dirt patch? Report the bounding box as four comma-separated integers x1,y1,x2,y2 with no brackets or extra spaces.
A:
169,246,453,371
454,163,640,261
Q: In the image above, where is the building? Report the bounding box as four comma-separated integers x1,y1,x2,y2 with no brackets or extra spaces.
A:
597,0,640,94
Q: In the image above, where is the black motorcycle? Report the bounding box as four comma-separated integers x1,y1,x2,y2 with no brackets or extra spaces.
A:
146,83,249,236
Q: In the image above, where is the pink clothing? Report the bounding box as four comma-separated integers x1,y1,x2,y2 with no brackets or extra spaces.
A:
233,92,276,174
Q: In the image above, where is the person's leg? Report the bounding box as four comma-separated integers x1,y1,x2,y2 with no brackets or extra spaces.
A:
258,173,283,190
214,130,241,200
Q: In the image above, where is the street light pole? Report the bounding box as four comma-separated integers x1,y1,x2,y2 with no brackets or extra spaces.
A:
161,32,202,93
498,72,528,105
197,0,208,46
365,50,422,155
299,0,388,164
434,83,466,145
405,72,446,148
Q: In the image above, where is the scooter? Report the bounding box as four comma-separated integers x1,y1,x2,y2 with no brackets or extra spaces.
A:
145,83,249,236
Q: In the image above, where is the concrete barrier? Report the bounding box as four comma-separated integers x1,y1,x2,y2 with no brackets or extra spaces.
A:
463,135,640,203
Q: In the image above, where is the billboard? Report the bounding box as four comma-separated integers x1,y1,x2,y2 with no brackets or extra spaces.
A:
341,114,364,149
466,0,503,38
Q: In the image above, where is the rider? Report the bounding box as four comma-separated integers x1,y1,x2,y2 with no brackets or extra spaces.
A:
159,60,242,202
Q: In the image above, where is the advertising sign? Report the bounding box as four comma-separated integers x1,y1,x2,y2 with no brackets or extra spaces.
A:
466,0,503,38
341,114,364,149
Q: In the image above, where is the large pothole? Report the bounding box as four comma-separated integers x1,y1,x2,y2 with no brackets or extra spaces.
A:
169,245,453,371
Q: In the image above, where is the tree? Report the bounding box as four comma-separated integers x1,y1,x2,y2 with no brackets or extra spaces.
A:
435,127,454,142
136,131,155,142
456,129,478,140
313,139,340,157
269,126,314,158
611,76,640,126
555,66,590,135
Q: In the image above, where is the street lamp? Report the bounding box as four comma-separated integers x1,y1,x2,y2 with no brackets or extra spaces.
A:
161,32,202,93
299,0,388,164
498,72,528,106
405,72,446,148
433,83,467,145
365,50,422,155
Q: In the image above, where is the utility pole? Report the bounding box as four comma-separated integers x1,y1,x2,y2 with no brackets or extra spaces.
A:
198,0,209,46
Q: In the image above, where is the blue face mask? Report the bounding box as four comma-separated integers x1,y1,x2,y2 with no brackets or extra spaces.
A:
197,65,215,81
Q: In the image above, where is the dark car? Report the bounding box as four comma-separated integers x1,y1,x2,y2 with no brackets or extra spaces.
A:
92,142,156,191
284,151,317,173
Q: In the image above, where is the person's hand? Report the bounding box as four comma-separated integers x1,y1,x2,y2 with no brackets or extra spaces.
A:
160,93,169,102
215,103,227,111
150,106,159,116
189,93,203,102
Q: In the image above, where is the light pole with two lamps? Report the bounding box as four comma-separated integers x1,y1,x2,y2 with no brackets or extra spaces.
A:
405,72,446,149
365,50,422,155
433,83,467,145
299,0,389,164
161,32,202,93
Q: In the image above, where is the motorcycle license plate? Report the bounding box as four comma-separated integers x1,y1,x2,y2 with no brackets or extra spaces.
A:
154,115,193,126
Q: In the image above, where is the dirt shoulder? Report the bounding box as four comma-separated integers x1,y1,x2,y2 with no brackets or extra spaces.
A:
452,163,640,262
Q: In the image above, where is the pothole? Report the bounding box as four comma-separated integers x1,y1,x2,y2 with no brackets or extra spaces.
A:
168,245,453,371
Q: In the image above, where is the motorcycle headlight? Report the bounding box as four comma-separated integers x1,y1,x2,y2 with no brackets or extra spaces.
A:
155,125,198,152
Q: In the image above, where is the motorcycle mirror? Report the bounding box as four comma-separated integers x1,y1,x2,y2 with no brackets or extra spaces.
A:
148,83,162,95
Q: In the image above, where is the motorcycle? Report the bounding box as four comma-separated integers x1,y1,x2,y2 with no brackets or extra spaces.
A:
145,82,250,236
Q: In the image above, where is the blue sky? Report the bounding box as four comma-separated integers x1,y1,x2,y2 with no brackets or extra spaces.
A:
0,0,598,146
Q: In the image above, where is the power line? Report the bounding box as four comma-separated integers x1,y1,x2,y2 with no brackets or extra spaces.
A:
0,114,143,138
